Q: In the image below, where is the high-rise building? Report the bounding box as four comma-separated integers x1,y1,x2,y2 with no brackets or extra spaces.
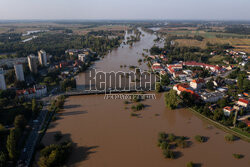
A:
0,68,6,90
38,50,47,66
14,63,25,81
27,54,38,73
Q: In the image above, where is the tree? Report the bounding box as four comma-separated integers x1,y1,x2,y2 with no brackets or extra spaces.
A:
0,151,6,167
6,129,18,160
160,74,170,86
32,98,39,117
180,91,196,107
187,161,194,167
155,83,163,93
14,115,27,130
217,98,227,108
164,90,179,109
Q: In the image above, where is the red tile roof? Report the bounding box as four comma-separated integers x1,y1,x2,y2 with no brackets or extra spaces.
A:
238,98,249,104
223,106,234,112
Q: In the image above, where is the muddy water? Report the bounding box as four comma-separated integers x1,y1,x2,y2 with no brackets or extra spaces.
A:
43,94,250,167
76,28,163,90
41,29,250,167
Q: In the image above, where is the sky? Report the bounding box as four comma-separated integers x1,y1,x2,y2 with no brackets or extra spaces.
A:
0,0,249,20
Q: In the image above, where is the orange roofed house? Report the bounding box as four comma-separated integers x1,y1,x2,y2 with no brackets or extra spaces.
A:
190,78,205,89
237,98,250,109
173,83,199,98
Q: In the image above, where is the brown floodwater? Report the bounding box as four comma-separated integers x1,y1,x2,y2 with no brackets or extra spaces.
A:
41,29,250,167
42,94,250,167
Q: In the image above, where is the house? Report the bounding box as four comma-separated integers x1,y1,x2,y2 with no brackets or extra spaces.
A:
183,61,222,73
183,70,192,75
78,54,90,63
16,85,47,99
190,78,205,89
233,105,243,111
167,64,182,74
200,92,224,103
237,98,249,109
173,83,199,97
152,63,164,72
223,106,234,116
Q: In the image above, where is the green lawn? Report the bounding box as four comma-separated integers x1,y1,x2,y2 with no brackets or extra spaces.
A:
232,127,250,138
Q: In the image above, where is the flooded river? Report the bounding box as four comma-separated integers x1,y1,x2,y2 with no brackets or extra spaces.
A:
41,29,250,167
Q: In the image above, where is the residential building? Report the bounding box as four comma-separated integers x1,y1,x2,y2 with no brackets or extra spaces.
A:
233,105,243,111
38,50,47,66
14,63,25,81
27,54,38,73
173,83,199,97
190,78,205,89
152,63,164,72
200,92,224,103
237,99,249,109
183,61,222,72
223,106,234,116
183,70,192,75
0,68,6,90
16,85,47,99
78,54,90,64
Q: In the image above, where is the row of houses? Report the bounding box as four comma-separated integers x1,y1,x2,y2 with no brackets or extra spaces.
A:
223,99,250,118
16,85,47,99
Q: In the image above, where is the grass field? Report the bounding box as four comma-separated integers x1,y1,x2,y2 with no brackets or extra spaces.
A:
208,55,225,63
158,26,250,53
175,38,250,53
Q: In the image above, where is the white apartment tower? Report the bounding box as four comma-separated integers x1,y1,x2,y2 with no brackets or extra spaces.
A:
27,54,38,73
0,68,6,90
38,50,47,66
14,63,25,81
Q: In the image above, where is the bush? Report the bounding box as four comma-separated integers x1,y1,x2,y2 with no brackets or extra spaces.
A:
158,132,167,140
194,135,205,143
224,134,236,142
238,121,247,129
233,153,244,159
176,139,188,148
186,161,194,167
163,149,175,159
167,133,176,142
38,141,72,167
159,141,169,150
130,112,138,117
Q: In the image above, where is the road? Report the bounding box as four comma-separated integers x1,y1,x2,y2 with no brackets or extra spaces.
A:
17,98,50,167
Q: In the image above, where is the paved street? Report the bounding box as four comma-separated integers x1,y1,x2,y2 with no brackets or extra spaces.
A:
17,99,50,167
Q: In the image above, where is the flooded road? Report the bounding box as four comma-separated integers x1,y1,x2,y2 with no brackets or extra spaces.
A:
41,29,250,167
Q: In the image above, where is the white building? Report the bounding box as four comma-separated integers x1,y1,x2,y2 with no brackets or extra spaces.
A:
78,54,90,63
190,79,205,89
14,63,25,81
237,99,249,109
27,54,38,73
200,92,224,103
223,106,234,116
38,50,47,66
0,68,6,90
